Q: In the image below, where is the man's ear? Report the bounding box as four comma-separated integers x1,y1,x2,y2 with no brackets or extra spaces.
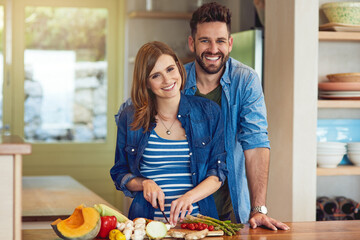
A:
228,35,233,53
188,35,195,53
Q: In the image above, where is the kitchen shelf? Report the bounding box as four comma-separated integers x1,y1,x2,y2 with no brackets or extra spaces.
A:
318,100,360,108
319,31,360,41
128,11,193,19
317,166,360,176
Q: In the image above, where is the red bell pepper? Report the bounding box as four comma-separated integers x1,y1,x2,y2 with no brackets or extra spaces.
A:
97,216,117,238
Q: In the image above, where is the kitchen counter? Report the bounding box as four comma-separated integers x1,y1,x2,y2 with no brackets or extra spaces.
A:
22,175,118,229
22,220,360,240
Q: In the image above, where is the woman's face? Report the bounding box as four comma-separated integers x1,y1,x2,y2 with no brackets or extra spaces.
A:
147,54,182,100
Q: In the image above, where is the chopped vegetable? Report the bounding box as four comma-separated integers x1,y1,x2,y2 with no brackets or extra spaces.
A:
145,221,168,239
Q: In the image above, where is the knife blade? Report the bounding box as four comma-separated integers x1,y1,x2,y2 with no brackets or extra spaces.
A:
157,199,170,224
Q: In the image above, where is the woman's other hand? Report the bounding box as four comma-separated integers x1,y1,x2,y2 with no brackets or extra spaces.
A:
142,179,165,210
169,194,194,226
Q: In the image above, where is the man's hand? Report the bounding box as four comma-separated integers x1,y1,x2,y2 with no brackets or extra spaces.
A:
249,213,290,231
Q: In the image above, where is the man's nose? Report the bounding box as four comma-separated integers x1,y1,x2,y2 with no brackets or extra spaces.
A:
208,41,218,54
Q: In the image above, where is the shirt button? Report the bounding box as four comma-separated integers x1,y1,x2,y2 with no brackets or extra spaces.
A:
192,87,195,90
218,160,221,164
131,149,135,152
192,172,196,176
178,114,181,118
189,152,192,156
202,142,205,145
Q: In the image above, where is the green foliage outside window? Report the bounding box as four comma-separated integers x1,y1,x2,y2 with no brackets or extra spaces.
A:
25,7,107,61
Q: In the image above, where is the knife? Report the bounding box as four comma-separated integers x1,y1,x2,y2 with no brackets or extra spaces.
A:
157,199,170,224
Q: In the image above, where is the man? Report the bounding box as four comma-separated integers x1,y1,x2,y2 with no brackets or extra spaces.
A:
183,2,289,230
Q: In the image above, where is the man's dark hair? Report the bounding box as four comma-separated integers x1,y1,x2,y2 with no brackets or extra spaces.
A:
190,2,232,38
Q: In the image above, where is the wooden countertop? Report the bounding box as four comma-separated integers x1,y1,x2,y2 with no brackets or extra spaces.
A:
22,220,360,240
0,135,31,155
22,175,117,221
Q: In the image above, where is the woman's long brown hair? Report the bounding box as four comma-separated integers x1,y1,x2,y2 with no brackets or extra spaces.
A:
130,41,186,132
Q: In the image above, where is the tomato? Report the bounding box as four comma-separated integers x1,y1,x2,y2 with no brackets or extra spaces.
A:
198,226,204,230
202,223,208,229
194,223,199,230
208,225,214,231
187,223,195,230
181,223,188,229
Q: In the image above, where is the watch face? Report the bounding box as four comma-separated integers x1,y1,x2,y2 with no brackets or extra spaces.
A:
260,206,268,215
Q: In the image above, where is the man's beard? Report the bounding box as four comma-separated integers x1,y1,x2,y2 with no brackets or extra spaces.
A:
194,48,229,74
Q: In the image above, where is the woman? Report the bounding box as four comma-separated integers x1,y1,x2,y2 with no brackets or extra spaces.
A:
110,41,227,225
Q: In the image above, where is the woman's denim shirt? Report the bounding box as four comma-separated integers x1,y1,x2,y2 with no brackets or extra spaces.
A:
111,94,227,220
184,58,270,223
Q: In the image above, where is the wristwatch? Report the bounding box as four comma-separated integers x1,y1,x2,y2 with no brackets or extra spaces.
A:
251,205,268,215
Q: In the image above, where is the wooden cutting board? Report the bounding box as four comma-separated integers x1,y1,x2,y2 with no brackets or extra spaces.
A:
166,228,224,238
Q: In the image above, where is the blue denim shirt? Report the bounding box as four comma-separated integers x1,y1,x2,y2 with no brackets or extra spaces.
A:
184,57,270,223
111,94,227,220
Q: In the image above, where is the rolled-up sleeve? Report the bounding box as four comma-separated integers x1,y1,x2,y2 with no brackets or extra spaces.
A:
238,72,270,150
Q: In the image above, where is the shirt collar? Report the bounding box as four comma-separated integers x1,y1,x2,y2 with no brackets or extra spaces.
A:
178,93,191,116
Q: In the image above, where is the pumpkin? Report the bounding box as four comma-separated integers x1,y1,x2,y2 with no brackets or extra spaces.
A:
51,204,101,240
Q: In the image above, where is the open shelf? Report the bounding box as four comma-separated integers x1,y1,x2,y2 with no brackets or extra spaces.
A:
128,11,193,19
319,31,360,41
317,165,360,176
318,100,360,108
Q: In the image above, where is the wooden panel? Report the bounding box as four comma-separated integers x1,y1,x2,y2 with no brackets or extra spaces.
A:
14,155,23,240
317,166,360,176
319,31,360,41
318,100,360,108
22,175,119,221
0,135,31,155
128,11,192,19
0,155,14,240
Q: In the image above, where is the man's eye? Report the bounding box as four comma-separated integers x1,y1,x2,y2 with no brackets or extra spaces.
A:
200,40,209,43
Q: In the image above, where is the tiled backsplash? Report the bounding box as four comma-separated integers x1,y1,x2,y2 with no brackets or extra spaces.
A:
317,119,360,165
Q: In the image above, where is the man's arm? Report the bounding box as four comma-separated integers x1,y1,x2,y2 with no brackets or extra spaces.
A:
244,148,289,230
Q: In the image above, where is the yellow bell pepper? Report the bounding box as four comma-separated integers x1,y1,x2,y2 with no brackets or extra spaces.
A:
109,229,121,240
115,231,126,240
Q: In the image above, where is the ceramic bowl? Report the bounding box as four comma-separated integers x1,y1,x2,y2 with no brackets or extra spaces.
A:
321,2,360,25
317,153,344,168
347,153,360,166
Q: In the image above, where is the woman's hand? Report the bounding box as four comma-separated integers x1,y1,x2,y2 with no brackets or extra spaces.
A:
169,194,194,225
142,179,165,210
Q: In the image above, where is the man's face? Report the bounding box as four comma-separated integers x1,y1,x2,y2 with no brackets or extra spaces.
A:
188,21,233,74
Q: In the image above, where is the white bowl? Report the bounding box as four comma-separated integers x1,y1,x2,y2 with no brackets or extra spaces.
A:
317,150,346,155
347,153,360,166
317,154,344,168
318,142,347,147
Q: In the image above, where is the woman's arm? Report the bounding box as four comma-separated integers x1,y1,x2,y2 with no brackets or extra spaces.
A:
126,177,165,211
169,175,221,225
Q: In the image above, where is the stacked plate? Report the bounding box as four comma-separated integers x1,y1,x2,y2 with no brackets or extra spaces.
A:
317,142,347,168
347,142,360,166
319,73,360,100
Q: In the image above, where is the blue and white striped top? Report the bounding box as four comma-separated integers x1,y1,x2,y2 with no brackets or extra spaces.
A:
139,130,199,221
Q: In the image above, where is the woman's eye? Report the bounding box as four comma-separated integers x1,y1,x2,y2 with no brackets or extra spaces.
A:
167,67,174,72
151,74,159,79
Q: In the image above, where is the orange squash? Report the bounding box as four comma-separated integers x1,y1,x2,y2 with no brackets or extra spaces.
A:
51,204,101,240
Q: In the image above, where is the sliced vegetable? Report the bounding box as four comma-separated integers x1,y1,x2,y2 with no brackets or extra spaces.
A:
145,221,168,239
93,204,129,223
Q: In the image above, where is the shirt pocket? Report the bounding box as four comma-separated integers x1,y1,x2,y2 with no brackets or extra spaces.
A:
194,136,212,163
125,145,138,163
